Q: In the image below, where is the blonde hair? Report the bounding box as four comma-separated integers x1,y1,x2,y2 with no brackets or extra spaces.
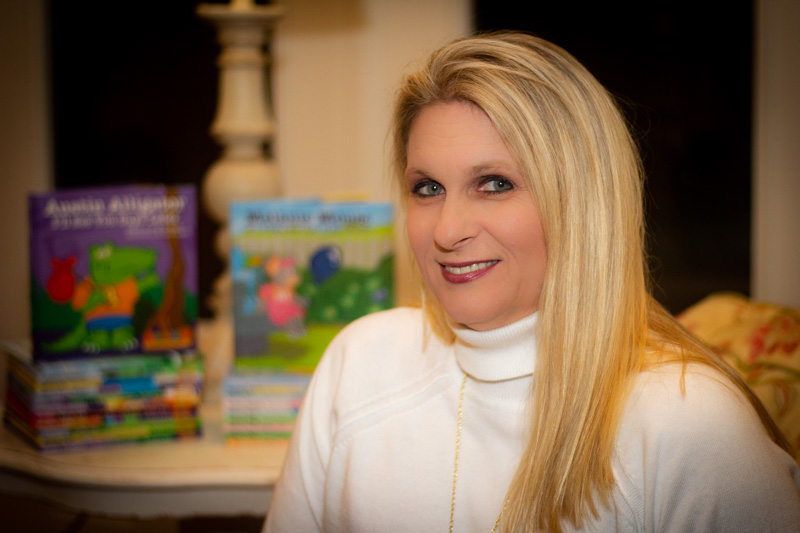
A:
391,32,790,532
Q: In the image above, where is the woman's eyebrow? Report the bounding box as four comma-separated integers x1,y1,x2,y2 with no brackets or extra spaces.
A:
469,161,513,177
404,167,431,180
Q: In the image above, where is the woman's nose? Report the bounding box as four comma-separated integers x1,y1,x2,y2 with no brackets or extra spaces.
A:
433,196,477,251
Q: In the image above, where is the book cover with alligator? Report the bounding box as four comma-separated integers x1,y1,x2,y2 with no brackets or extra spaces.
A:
28,185,198,362
229,199,394,372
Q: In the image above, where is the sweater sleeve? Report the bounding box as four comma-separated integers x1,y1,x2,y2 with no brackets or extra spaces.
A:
614,366,800,533
263,332,345,533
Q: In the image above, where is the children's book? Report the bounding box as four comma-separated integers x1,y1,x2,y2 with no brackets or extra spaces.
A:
28,185,198,361
229,199,394,371
3,340,203,452
222,372,310,440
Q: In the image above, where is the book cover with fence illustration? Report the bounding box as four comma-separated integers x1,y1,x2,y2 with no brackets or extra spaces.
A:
229,199,394,372
28,185,198,362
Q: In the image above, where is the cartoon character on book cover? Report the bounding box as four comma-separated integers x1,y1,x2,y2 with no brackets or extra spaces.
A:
230,200,394,371
45,242,161,353
29,185,199,361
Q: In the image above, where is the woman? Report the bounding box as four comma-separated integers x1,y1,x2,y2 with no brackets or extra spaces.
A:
265,32,800,532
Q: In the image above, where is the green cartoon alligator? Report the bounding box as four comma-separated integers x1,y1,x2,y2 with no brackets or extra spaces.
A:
45,243,160,354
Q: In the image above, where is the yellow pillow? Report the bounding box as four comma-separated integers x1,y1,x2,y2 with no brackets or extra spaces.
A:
677,292,800,455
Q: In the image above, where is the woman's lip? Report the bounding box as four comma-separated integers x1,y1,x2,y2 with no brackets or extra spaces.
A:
439,260,499,284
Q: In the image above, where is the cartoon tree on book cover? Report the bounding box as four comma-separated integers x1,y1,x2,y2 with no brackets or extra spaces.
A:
230,200,394,372
28,185,199,361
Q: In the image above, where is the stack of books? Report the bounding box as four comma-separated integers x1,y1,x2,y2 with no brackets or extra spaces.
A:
2,184,203,452
3,340,203,452
222,370,310,442
224,199,394,441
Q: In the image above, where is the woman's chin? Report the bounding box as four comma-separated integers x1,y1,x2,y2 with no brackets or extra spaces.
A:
441,300,536,331
445,309,508,332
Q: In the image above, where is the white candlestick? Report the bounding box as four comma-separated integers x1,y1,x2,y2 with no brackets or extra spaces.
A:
196,1,284,398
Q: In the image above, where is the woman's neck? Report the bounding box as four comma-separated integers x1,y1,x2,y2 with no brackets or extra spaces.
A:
452,313,538,382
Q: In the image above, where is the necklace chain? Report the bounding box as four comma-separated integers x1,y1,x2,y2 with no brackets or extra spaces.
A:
449,374,505,533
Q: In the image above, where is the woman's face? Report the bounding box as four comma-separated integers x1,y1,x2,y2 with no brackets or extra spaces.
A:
405,100,547,331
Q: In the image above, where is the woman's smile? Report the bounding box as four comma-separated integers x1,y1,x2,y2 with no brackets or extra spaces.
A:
439,260,499,283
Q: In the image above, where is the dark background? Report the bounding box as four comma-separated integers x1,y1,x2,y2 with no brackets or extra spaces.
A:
48,0,752,315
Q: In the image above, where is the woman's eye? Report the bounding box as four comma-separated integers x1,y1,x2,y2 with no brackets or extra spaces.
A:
412,180,444,197
480,177,514,193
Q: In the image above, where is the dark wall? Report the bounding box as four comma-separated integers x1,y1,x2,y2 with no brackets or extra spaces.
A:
473,1,753,313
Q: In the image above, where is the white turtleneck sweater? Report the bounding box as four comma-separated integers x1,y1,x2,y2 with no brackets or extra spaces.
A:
264,307,800,532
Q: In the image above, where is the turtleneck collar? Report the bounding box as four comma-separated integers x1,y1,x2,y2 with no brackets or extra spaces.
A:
451,313,538,382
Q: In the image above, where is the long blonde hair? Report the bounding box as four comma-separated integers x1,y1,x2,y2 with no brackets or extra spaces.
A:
392,32,790,532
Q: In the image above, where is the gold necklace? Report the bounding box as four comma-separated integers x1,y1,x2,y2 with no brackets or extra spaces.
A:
449,374,505,533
